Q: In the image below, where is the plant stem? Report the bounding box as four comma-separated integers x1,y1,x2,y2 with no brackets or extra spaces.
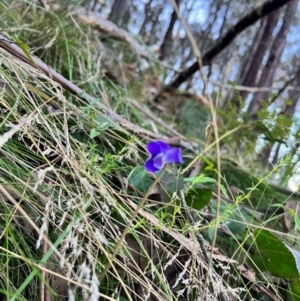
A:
99,165,167,282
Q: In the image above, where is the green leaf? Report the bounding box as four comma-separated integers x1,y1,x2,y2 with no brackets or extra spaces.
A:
293,212,300,232
159,173,185,203
184,174,216,184
90,121,112,138
220,184,228,197
251,229,299,278
285,244,300,274
15,37,34,63
95,113,115,128
128,165,153,194
185,188,212,210
90,129,100,138
96,121,111,131
289,278,300,300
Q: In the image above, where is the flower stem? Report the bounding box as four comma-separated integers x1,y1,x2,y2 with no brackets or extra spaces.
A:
99,165,167,282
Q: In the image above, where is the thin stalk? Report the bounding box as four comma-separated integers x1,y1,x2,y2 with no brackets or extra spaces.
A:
99,165,167,282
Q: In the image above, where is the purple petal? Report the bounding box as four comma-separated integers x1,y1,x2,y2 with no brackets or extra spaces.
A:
162,148,183,164
145,158,160,172
147,141,171,156
153,153,164,170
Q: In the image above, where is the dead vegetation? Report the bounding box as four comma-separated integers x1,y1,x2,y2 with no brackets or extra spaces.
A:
0,1,298,301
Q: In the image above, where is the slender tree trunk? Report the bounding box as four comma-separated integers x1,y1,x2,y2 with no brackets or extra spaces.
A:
199,0,223,52
226,20,266,106
108,0,128,26
247,0,299,117
163,0,293,92
239,9,281,101
139,0,154,37
159,0,182,60
218,0,230,40
180,0,222,67
239,20,267,86
148,2,166,45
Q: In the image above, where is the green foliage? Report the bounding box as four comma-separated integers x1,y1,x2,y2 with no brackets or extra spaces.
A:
185,188,212,210
128,165,153,194
289,279,300,301
0,1,300,300
177,98,210,141
251,229,299,278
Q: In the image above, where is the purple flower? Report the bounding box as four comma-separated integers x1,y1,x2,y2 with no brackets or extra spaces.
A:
145,141,183,172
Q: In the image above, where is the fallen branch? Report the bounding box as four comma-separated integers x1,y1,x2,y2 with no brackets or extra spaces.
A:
0,35,195,150
75,8,149,59
76,9,182,73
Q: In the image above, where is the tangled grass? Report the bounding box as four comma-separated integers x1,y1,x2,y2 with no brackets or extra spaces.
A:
0,41,231,301
0,1,297,301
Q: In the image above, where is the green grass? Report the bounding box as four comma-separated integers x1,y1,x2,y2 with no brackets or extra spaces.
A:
0,1,299,301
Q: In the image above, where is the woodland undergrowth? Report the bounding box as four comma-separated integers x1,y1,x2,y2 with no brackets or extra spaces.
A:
0,2,299,301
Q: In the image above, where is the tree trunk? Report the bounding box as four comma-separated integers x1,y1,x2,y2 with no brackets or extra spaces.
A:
159,0,182,60
199,0,223,52
108,0,128,26
238,20,267,87
247,0,299,117
239,9,281,102
162,0,293,93
284,69,300,115
148,2,166,45
179,0,223,67
139,0,154,37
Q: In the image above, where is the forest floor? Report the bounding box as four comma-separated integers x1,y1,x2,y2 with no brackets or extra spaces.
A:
0,2,298,301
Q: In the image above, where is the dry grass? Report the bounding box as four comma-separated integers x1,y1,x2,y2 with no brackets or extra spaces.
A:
0,1,297,301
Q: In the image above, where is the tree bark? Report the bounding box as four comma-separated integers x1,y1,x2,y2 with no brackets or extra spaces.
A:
138,0,154,37
179,0,222,67
161,0,293,92
108,0,128,26
247,0,299,117
199,0,223,53
239,9,281,102
284,69,300,115
159,0,182,60
148,2,166,45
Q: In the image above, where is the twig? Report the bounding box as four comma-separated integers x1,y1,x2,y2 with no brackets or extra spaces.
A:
211,80,300,93
237,265,282,301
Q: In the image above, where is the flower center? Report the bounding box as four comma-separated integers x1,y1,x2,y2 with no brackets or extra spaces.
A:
153,153,164,169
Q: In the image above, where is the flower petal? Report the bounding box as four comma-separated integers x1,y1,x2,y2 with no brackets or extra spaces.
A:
162,148,183,164
145,157,161,172
147,141,171,156
153,153,164,170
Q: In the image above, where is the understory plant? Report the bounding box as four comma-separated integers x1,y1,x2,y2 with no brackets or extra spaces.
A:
0,1,299,301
